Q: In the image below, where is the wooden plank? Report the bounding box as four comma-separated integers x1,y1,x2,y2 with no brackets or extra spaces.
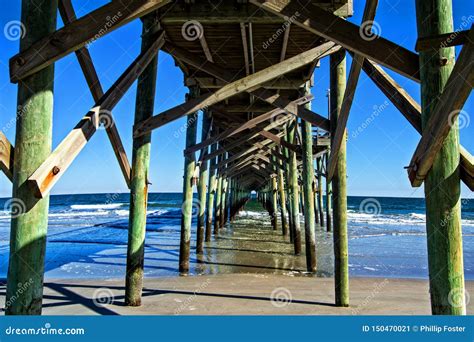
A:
199,34,214,63
259,130,299,153
134,42,336,136
326,0,378,181
27,32,165,198
240,23,250,76
249,0,420,81
0,132,14,181
361,57,474,191
58,0,131,188
202,115,292,162
10,0,170,82
415,29,470,52
164,41,331,129
408,31,474,186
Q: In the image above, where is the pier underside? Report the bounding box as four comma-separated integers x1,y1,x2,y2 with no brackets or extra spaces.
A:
1,0,472,315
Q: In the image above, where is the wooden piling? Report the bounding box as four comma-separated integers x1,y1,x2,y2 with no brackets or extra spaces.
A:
205,143,217,242
214,165,223,235
278,158,289,236
330,49,349,307
6,0,57,315
301,96,317,272
288,119,302,255
415,0,465,315
316,157,325,227
125,14,159,306
271,175,278,230
196,111,211,253
179,87,199,274
326,154,333,232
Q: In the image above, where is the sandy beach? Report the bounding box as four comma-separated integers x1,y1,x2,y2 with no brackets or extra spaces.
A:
1,275,473,315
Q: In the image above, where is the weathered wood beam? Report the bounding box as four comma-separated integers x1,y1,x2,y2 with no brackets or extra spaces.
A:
59,0,131,188
166,41,331,129
415,29,471,52
326,0,378,181
280,24,291,62
408,30,473,186
240,23,250,76
360,57,474,191
10,0,171,82
187,76,308,90
199,33,214,63
0,132,14,181
134,42,336,136
259,130,299,153
249,0,420,81
202,115,293,162
27,32,165,198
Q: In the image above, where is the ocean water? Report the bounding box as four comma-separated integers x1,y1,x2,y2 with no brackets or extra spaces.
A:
0,193,472,280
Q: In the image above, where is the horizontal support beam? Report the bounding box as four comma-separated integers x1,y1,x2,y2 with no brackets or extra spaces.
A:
164,41,331,130
134,42,336,136
0,132,14,181
249,0,420,82
186,76,311,90
27,32,165,198
415,29,470,52
408,30,474,186
10,0,170,82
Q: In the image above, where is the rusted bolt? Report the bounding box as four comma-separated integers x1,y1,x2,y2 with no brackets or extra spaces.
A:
52,166,60,175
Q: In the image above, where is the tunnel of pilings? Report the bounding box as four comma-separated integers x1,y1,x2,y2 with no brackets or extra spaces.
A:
1,0,473,315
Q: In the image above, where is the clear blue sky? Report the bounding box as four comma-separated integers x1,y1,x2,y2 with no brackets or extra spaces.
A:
0,0,472,198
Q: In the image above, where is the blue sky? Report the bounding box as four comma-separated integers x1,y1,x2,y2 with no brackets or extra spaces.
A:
0,0,472,198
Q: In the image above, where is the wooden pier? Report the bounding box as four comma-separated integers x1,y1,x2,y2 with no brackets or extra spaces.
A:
1,0,473,315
